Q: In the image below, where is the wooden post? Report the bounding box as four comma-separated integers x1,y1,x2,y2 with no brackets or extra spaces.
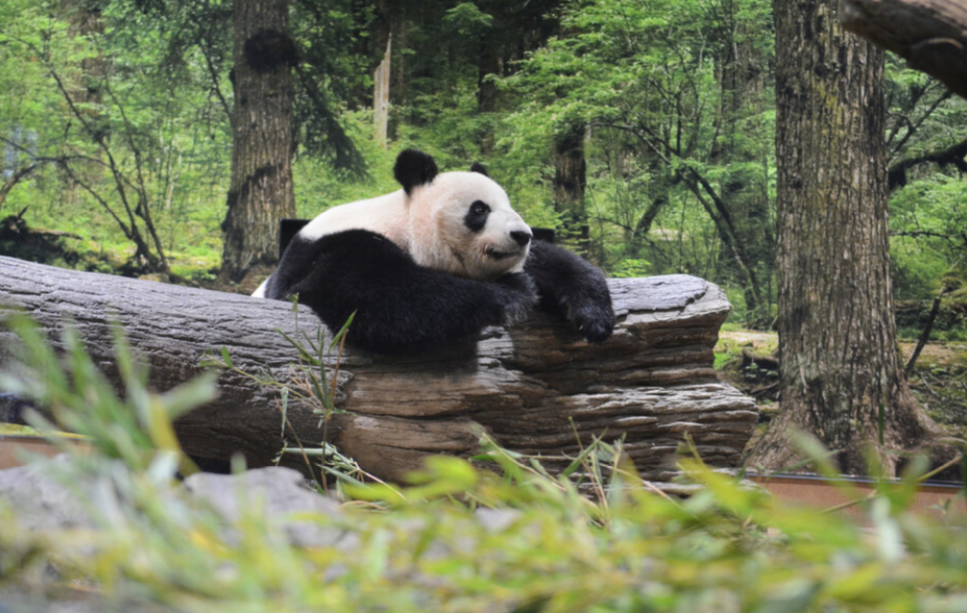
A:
373,34,391,147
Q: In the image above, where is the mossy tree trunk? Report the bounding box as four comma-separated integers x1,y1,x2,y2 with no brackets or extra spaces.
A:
746,0,940,475
221,0,296,282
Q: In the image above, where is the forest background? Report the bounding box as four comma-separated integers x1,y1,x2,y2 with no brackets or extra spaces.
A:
4,4,967,607
0,0,965,337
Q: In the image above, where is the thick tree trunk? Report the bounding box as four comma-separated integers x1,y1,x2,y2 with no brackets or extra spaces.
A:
221,0,296,282
0,256,757,484
746,0,940,475
552,124,586,219
477,32,500,115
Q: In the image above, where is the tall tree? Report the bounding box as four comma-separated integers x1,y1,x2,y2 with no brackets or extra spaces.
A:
221,0,297,282
746,0,938,474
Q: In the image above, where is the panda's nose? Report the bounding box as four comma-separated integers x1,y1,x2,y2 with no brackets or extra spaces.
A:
510,230,532,247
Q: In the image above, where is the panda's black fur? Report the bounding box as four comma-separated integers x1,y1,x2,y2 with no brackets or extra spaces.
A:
264,228,539,352
259,149,613,353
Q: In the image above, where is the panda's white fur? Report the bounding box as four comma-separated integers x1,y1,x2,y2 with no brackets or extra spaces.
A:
253,169,531,298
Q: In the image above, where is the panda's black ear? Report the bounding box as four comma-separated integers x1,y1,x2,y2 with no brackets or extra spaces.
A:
470,162,489,177
394,149,439,195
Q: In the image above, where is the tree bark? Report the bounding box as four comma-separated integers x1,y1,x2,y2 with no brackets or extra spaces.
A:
841,0,967,101
553,123,589,254
746,0,941,476
221,0,296,282
0,256,757,484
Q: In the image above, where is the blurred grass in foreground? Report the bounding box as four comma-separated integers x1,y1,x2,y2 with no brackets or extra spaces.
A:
0,317,965,613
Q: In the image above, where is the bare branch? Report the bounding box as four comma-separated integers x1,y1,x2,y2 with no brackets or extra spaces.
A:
888,89,952,160
0,164,38,213
592,121,765,309
842,0,967,100
888,135,967,189
16,35,167,272
890,229,961,243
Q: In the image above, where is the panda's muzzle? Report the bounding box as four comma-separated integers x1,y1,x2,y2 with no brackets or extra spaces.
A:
485,247,519,261
486,229,532,261
488,231,529,258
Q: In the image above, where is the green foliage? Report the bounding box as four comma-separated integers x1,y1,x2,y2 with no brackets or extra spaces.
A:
495,0,777,325
293,112,398,218
442,3,494,36
885,58,967,313
0,0,234,273
3,317,967,612
713,348,736,371
890,174,967,300
610,258,650,279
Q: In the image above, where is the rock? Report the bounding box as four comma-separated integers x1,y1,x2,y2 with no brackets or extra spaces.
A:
0,456,96,532
183,466,354,549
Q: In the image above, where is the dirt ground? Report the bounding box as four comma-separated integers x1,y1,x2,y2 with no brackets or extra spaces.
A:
718,330,967,429
720,330,967,367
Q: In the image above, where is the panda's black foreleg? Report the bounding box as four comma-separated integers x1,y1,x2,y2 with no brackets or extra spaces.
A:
262,233,324,300
285,230,537,353
524,240,614,343
0,393,31,425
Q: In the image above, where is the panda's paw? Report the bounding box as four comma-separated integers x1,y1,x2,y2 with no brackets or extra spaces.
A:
495,273,538,325
570,303,615,344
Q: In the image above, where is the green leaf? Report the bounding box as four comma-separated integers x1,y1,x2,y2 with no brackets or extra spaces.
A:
220,346,233,370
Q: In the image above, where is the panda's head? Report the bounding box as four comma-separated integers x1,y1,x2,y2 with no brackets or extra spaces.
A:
395,149,532,281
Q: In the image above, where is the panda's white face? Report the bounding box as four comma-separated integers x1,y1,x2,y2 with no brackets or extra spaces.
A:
407,170,532,281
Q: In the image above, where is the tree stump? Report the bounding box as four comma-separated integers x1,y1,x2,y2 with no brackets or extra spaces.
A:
0,256,757,483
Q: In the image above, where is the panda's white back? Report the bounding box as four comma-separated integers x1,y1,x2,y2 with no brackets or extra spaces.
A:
299,190,411,247
251,190,411,298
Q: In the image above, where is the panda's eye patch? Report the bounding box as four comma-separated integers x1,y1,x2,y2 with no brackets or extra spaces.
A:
464,200,491,233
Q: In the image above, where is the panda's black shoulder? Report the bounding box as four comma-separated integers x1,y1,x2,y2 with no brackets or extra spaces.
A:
307,229,412,277
264,229,411,300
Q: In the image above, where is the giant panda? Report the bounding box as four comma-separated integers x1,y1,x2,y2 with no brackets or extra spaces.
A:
253,149,613,353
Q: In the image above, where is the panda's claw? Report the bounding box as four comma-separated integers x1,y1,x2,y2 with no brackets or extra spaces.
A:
570,305,614,344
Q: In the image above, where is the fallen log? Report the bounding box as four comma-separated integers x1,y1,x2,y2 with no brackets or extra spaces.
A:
0,255,757,483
